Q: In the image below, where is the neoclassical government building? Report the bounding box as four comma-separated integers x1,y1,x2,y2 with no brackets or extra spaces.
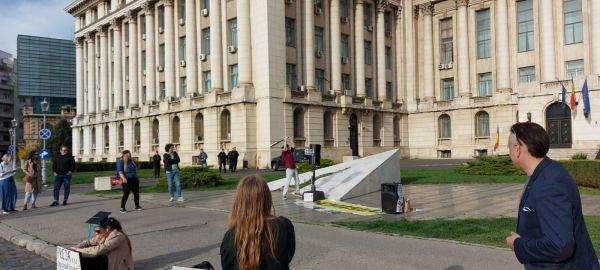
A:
67,0,600,167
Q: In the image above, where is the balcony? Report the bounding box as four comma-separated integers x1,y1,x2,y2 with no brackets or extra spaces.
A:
291,90,307,99
352,96,365,105
322,93,336,102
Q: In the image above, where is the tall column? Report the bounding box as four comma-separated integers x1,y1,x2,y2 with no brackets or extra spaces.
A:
456,0,470,96
165,0,176,97
185,0,198,94
111,19,123,109
592,0,600,75
144,3,156,102
376,3,387,101
330,0,341,94
99,27,109,112
304,0,315,89
355,0,366,97
86,34,97,114
395,7,404,102
75,39,84,116
421,3,434,100
404,0,415,107
237,0,252,85
210,0,223,91
495,0,510,90
539,0,556,82
128,11,139,107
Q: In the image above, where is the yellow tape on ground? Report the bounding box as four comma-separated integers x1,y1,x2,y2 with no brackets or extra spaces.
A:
315,200,382,216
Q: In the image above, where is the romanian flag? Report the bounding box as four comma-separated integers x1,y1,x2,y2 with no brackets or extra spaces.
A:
569,82,578,110
493,125,500,154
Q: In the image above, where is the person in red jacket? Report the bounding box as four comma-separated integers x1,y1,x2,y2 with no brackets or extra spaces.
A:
281,137,300,199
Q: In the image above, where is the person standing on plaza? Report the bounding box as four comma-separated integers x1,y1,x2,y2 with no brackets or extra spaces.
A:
218,149,228,173
152,151,161,179
228,147,239,173
220,174,295,270
505,122,599,269
199,149,208,167
117,150,142,213
163,144,183,202
22,151,42,210
0,154,18,214
51,146,75,206
281,137,300,199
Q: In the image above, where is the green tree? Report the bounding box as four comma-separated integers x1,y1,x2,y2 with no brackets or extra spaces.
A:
47,119,72,158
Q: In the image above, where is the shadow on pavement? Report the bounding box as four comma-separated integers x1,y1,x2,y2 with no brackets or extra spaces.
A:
134,243,220,269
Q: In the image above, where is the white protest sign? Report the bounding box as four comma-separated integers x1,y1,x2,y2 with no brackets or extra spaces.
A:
56,246,82,270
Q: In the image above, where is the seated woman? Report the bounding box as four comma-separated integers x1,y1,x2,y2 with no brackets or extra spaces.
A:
220,175,296,270
71,217,134,270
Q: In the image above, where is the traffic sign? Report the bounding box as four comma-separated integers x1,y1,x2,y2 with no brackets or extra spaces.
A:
39,149,51,161
7,145,14,153
39,128,52,140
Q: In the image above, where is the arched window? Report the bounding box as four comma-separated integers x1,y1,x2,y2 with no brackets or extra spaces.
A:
172,116,180,144
91,127,96,149
293,108,305,139
194,113,204,142
103,125,109,149
475,111,490,137
323,110,334,146
152,119,159,145
134,121,141,146
79,129,83,154
393,116,400,146
118,123,124,148
373,114,382,146
546,102,572,148
438,114,451,139
220,110,231,140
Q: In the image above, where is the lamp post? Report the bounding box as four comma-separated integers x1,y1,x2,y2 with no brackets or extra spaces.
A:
40,98,49,185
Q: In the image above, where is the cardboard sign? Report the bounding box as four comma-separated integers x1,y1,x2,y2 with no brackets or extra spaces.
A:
56,246,82,270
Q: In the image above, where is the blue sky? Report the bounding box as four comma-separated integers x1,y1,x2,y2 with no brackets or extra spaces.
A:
0,0,74,56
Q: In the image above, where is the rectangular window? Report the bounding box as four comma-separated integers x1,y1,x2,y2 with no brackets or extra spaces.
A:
141,15,146,36
125,57,129,77
385,46,392,69
203,71,211,92
518,66,536,83
159,44,165,67
178,0,185,21
202,28,210,55
315,27,324,55
517,0,534,52
364,3,372,27
386,82,393,100
202,0,209,10
229,18,237,47
285,17,295,47
440,18,453,65
476,9,491,59
124,22,129,42
229,65,238,90
314,0,322,9
342,74,351,95
341,34,350,59
158,6,164,30
441,78,454,101
365,78,373,98
179,77,186,96
160,82,166,99
316,69,325,92
179,36,186,62
286,64,297,91
340,0,349,18
566,59,584,79
365,41,372,65
478,73,492,97
141,50,146,72
384,12,391,34
564,0,583,44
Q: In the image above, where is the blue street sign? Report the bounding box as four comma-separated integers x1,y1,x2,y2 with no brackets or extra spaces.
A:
39,128,52,140
7,145,14,153
39,149,51,161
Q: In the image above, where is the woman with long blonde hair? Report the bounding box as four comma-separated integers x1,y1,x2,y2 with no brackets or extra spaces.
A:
117,150,142,213
220,175,295,270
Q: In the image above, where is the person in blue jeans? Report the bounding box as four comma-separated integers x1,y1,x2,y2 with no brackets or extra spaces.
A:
51,146,75,206
163,143,183,202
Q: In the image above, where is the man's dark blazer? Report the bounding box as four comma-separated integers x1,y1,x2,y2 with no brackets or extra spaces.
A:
514,158,599,270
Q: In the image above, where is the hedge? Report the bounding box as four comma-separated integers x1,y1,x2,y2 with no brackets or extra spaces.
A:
157,166,224,188
297,158,336,173
74,161,154,172
560,160,600,189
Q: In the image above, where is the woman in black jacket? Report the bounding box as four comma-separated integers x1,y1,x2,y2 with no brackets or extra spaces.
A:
163,144,183,202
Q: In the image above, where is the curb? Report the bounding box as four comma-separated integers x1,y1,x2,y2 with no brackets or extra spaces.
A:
0,222,57,262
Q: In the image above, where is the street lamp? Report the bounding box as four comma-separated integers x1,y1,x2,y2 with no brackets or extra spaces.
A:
10,119,17,168
40,98,49,185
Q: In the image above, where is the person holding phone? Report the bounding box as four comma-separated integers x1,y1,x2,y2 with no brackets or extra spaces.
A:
117,150,142,213
281,137,300,199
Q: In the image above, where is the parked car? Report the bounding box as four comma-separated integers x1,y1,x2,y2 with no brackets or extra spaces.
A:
271,149,307,171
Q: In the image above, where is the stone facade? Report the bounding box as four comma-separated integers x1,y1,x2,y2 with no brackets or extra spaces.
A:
67,0,600,167
21,106,77,150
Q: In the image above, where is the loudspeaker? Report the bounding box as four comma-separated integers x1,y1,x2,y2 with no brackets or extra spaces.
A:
309,144,321,166
381,183,404,214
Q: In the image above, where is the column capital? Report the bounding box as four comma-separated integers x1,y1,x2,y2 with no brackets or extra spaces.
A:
74,38,84,47
377,0,390,13
96,25,108,35
456,0,469,7
126,10,137,23
395,5,403,17
355,0,364,5
413,6,420,19
110,18,122,30
163,0,174,7
420,3,434,16
142,1,155,14
85,32,95,42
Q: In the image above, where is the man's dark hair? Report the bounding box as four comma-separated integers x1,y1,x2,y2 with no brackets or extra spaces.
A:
510,122,550,158
165,143,173,152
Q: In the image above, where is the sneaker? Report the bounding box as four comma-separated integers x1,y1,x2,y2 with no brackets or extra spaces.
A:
135,206,143,211
50,201,59,207
282,194,287,200
31,204,37,209
119,208,127,213
22,205,27,211
62,201,68,206
2,211,9,215
169,197,174,202
177,197,185,202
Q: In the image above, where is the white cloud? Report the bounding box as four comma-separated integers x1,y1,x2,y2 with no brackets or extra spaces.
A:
0,0,75,56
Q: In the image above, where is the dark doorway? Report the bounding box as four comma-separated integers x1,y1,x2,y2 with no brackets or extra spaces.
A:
349,113,359,156
546,102,572,148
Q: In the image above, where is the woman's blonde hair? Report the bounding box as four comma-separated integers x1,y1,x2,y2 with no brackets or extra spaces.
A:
228,175,277,270
2,154,11,163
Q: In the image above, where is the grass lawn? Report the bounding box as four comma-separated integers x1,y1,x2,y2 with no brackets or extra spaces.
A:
15,169,156,185
400,168,526,184
334,216,600,256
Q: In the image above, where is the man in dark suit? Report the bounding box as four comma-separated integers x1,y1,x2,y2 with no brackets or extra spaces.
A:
228,147,239,173
505,122,599,270
217,149,228,173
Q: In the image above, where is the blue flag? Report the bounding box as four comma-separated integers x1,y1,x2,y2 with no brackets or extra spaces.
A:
561,84,567,108
582,79,591,118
